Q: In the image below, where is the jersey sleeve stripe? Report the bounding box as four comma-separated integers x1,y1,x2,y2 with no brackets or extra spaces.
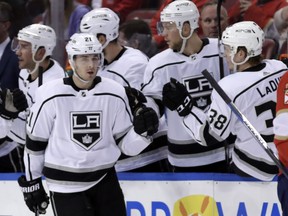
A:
26,133,48,152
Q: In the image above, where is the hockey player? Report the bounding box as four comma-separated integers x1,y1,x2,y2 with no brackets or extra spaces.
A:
8,24,66,145
80,7,169,172
18,33,158,216
141,0,231,172
162,21,288,180
273,71,288,215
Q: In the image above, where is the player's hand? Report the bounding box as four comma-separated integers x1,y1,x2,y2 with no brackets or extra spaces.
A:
18,176,49,214
0,88,28,119
124,87,147,115
162,78,193,116
133,106,159,137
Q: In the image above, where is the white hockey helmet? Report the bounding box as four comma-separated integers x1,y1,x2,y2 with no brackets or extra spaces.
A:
160,0,199,31
66,32,103,67
222,21,264,58
80,8,120,48
16,24,56,59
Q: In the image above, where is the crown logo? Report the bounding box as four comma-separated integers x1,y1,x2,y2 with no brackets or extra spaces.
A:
196,97,207,107
82,134,92,144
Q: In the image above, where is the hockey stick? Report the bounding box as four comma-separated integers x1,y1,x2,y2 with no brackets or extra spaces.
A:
217,0,224,79
202,69,288,179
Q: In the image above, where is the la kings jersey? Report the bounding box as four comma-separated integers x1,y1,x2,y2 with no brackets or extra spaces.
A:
141,38,230,168
8,59,65,144
99,46,148,89
99,46,168,171
24,76,151,193
183,59,287,180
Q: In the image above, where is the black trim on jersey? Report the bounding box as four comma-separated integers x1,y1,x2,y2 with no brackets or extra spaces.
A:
233,68,287,103
27,154,33,180
26,135,48,151
30,92,133,134
104,47,127,66
106,69,131,87
181,38,209,56
25,60,54,82
63,76,102,91
92,92,133,122
43,166,113,182
233,146,278,174
242,63,265,72
141,61,186,91
168,139,224,155
9,130,25,143
30,94,76,134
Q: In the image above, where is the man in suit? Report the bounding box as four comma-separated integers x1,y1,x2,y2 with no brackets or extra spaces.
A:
0,2,23,172
0,2,20,89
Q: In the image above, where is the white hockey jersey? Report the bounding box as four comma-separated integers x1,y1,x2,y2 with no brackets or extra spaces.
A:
24,76,152,193
99,46,168,172
141,38,230,168
99,46,148,89
183,59,287,180
8,59,66,144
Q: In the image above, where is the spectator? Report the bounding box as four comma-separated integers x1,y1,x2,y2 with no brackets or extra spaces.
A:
273,71,288,216
142,0,231,173
118,19,158,57
80,7,168,172
162,21,287,180
200,0,229,38
18,32,158,215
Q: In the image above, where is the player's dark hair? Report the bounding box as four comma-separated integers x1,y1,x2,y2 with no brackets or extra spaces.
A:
237,46,262,65
97,33,118,44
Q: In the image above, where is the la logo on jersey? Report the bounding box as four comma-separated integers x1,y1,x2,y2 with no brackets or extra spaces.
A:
70,111,102,150
182,75,212,110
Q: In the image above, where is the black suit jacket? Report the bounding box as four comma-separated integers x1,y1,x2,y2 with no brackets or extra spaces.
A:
0,40,20,89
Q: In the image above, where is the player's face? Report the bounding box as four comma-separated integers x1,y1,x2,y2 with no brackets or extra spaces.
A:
74,54,102,81
15,40,36,70
161,22,183,50
200,5,228,38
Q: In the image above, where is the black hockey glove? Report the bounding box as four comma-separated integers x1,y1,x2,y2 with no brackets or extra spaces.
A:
124,87,147,115
133,106,159,137
162,78,193,117
0,88,28,120
18,176,49,214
